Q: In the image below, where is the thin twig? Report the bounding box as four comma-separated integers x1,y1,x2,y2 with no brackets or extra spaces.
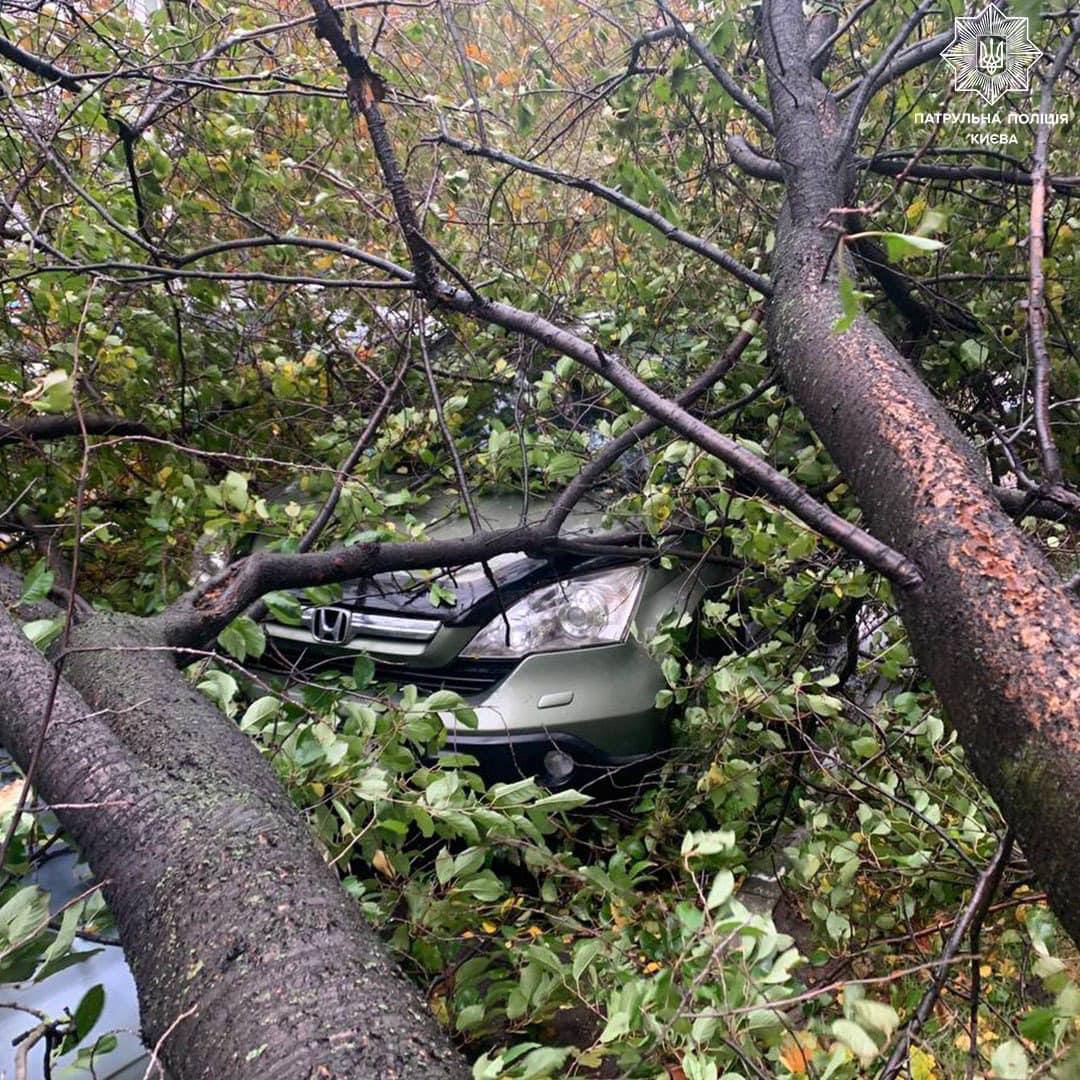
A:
879,830,1015,1079
1027,18,1078,486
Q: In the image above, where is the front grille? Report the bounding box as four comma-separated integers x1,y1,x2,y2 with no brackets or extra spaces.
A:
258,639,512,696
300,606,440,643
372,662,512,695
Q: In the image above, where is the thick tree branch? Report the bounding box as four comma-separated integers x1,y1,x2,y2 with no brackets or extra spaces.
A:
436,132,772,296
0,606,468,1077
655,0,775,132
0,414,155,446
548,308,765,527
728,135,1080,192
835,30,953,101
726,135,784,181
994,485,1080,526
171,235,413,279
840,0,934,149
760,0,1080,948
850,226,980,338
627,24,680,73
434,284,923,588
0,35,84,91
865,154,1080,193
160,521,561,647
308,0,438,292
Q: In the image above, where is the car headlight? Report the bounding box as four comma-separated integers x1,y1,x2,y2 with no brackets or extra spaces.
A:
460,564,645,658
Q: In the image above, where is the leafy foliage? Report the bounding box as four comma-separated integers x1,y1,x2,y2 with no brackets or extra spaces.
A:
0,0,1077,1075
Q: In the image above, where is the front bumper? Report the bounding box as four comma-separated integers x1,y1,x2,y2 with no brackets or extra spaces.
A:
263,631,671,757
440,639,668,756
439,727,669,792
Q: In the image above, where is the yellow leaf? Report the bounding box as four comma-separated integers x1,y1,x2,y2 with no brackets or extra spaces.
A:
779,1031,818,1075
905,198,927,224
0,780,24,817
910,1046,938,1080
482,921,497,934
429,993,449,1026
372,849,395,879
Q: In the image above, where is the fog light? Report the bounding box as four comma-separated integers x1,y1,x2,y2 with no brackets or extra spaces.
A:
543,750,574,784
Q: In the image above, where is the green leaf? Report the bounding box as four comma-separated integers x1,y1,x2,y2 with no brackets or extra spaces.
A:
60,983,105,1054
706,869,734,909
34,902,82,982
460,871,503,902
0,885,50,944
68,1034,118,1067
217,616,265,662
853,999,900,1038
26,369,74,414
197,670,239,712
456,1003,485,1031
421,689,466,712
881,232,945,261
19,559,55,605
517,1046,571,1079
22,618,63,649
600,1008,631,1043
427,581,457,608
263,591,303,625
1018,1006,1058,1045
681,830,735,859
851,735,879,758
221,470,250,511
240,695,280,730
352,654,375,689
831,1018,880,1065
33,945,103,984
826,910,851,941
990,1040,1030,1079
530,789,591,812
573,939,603,981
832,264,863,333
761,946,801,985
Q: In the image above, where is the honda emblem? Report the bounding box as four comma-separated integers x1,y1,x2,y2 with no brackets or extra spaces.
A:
308,606,353,645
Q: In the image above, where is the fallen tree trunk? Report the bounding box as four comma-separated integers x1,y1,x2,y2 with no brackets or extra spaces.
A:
0,605,467,1079
761,0,1080,938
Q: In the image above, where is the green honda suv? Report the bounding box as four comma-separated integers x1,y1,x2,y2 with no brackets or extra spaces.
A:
254,490,725,791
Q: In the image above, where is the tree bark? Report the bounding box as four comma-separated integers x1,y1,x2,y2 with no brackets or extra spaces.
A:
760,0,1080,938
0,414,154,446
0,607,467,1079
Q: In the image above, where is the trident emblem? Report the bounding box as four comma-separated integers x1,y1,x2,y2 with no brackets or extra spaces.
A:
977,34,1006,75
